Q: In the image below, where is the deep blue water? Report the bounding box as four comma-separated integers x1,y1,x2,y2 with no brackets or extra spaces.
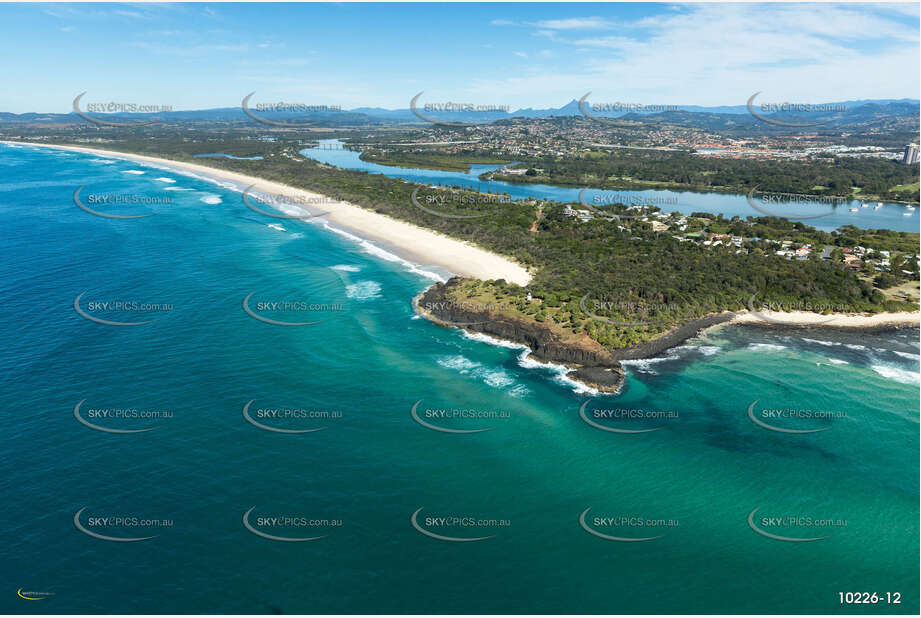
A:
0,142,918,614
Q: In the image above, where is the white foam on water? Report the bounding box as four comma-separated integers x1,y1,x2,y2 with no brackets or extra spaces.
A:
871,364,921,385
163,186,191,191
893,351,920,361
331,265,361,272
619,353,681,375
697,345,721,356
436,354,529,393
747,343,787,351
828,358,849,365
122,170,145,175
437,355,481,373
844,343,867,351
154,177,176,183
200,194,222,205
90,158,115,164
509,384,530,398
462,330,527,350
516,349,604,395
345,280,382,300
481,369,514,388
802,337,838,346
322,223,446,282
267,223,286,232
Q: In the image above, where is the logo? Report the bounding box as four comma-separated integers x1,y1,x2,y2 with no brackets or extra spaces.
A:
73,399,159,434
17,588,54,601
241,185,330,220
242,399,329,434
409,92,508,127
745,187,835,220
72,92,161,128
745,290,839,326
577,189,656,220
241,92,319,128
578,401,668,434
73,291,155,327
410,399,498,434
241,292,329,326
746,92,840,128
410,507,498,542
579,507,668,542
73,185,157,220
242,506,331,542
747,507,835,542
73,507,159,542
410,186,494,219
747,400,833,434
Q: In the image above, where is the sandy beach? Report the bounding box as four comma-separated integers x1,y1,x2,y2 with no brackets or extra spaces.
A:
3,141,532,286
731,309,920,328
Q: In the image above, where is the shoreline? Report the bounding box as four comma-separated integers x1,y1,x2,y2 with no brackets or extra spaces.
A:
1,140,532,286
415,278,919,395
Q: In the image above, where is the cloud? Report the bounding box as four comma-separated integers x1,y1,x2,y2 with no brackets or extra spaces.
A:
531,17,613,30
463,3,919,107
514,51,528,58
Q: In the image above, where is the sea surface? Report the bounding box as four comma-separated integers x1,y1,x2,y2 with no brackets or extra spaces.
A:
0,142,918,614
303,139,919,233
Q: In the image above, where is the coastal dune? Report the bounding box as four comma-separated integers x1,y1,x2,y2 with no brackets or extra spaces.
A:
4,141,532,286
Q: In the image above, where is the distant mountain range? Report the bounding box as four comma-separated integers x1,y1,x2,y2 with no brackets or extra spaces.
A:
1,98,917,129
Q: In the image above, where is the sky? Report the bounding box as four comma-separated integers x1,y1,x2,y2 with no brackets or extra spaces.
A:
0,2,918,113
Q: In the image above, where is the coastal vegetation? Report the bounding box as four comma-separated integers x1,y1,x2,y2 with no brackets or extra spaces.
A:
10,131,918,356
483,150,920,203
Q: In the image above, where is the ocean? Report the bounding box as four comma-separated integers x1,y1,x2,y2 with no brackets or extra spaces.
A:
1,142,918,614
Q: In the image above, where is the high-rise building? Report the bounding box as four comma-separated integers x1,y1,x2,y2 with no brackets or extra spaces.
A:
903,143,920,165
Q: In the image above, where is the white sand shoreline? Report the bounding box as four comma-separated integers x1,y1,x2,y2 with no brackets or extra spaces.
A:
3,140,532,286
729,310,919,328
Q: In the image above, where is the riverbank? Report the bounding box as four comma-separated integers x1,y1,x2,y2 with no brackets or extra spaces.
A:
2,141,532,286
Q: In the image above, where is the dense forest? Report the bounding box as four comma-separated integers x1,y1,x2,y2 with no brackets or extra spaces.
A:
486,149,919,203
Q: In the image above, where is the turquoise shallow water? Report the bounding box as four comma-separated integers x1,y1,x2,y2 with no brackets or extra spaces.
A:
0,143,918,614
